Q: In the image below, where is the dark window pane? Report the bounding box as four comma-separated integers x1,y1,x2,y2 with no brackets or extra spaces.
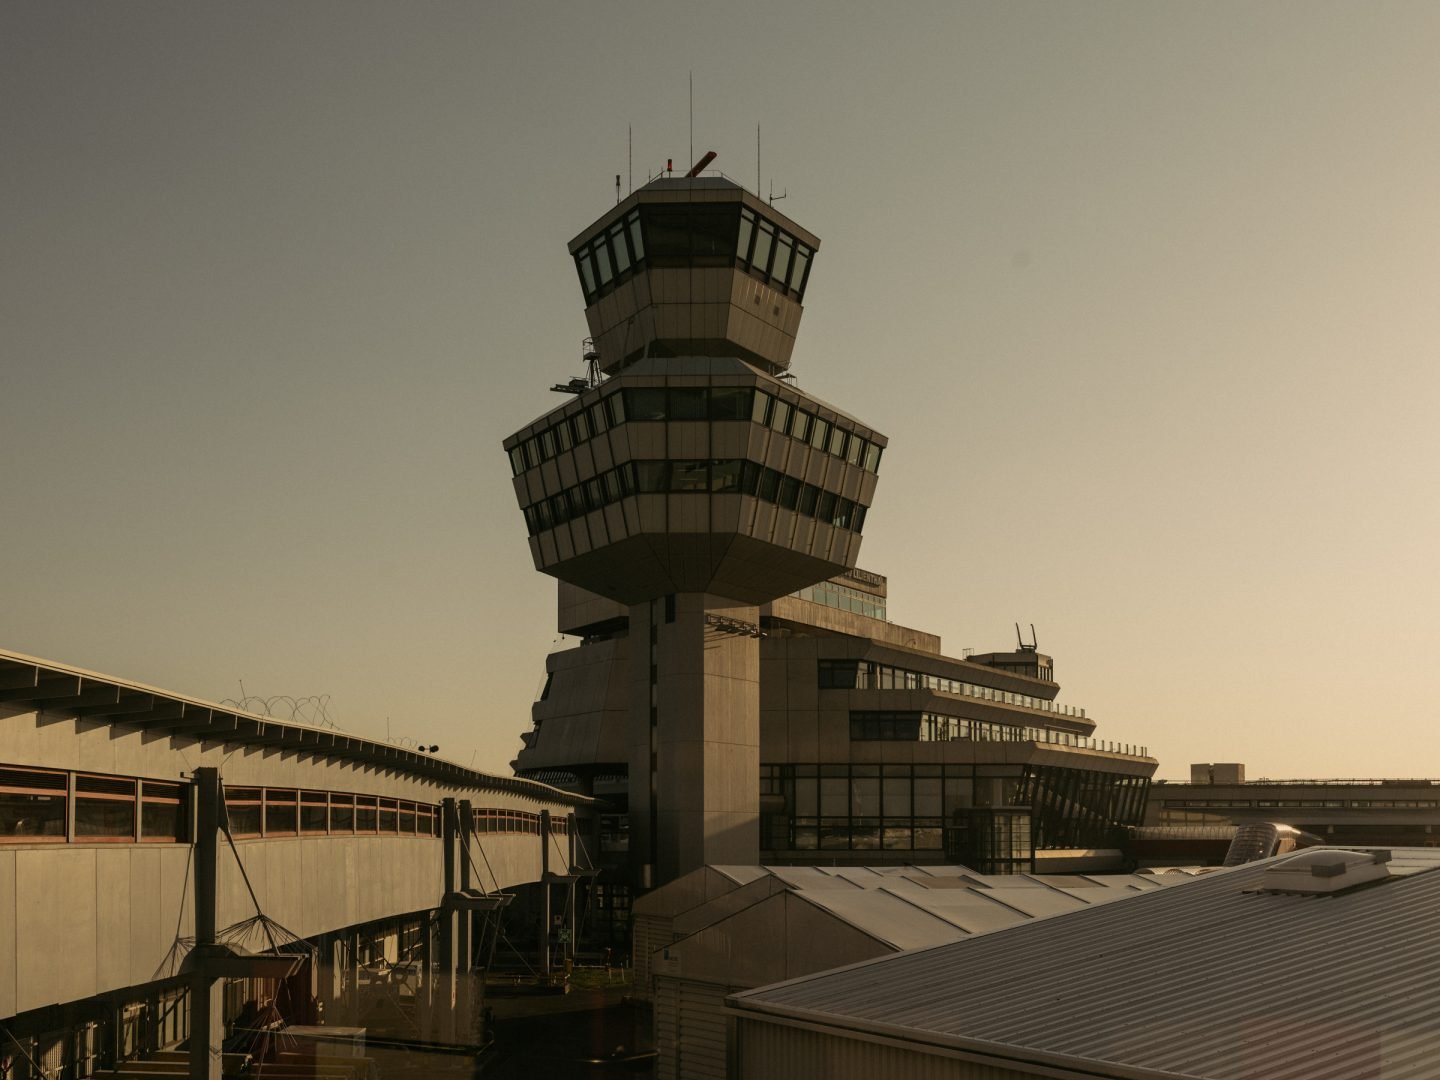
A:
356,805,378,832
625,388,667,421
635,461,670,492
752,221,775,276
604,392,626,424
76,797,134,838
711,460,744,492
331,801,355,832
811,418,830,449
572,410,591,442
737,210,756,263
643,205,691,262
669,388,707,420
0,792,66,838
671,461,708,492
142,800,185,843
778,476,800,510
792,246,811,296
576,250,597,297
508,447,526,476
751,391,771,424
379,808,398,833
301,804,328,833
798,485,819,516
628,212,645,260
771,234,794,287
594,239,614,285
794,778,817,815
758,468,781,502
882,827,912,850
852,777,881,817
265,798,297,836
709,387,753,421
914,826,944,850
610,224,632,274
816,491,837,522
740,461,763,495
883,777,912,817
692,205,740,261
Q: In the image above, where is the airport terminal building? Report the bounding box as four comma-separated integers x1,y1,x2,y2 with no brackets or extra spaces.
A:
502,171,1157,910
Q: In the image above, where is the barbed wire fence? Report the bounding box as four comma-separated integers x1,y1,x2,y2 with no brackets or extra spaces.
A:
218,688,344,730
217,686,446,755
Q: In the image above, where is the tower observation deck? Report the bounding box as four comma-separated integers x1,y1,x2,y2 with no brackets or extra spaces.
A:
503,168,887,887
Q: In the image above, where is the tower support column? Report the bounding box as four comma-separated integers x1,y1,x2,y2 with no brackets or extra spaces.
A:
629,593,761,886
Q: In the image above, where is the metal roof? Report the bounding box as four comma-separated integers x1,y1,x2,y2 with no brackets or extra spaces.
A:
0,648,590,805
653,865,1178,959
732,848,1440,1080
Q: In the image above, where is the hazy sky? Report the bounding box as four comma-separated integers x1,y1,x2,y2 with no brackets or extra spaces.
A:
5,2,1439,781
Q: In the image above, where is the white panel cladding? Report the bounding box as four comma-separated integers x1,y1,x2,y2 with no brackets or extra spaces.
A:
676,979,729,1080
735,1020,1040,1080
657,978,731,1080
632,912,671,1001
655,976,678,1079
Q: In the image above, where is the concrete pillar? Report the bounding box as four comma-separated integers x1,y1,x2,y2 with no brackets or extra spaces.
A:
436,799,459,1043
189,767,224,1080
456,801,475,1042
628,593,761,888
539,809,552,977
457,802,473,970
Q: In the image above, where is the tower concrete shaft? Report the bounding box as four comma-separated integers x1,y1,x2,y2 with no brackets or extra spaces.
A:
628,594,761,884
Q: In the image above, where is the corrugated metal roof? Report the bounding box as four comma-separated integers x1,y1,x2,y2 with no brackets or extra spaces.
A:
733,848,1440,1080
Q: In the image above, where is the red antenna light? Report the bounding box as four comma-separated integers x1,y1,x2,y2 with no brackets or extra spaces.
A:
666,158,673,175
685,151,717,178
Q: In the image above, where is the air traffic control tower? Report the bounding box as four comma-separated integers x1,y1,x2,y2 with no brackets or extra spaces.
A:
503,162,886,887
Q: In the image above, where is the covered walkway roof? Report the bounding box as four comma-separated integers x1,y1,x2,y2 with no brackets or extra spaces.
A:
0,647,589,804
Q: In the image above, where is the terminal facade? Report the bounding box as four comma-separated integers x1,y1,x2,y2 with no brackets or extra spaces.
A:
503,170,1157,913
1147,761,1440,848
0,648,589,1078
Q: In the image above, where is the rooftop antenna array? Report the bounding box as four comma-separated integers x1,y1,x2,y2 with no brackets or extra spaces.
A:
1015,623,1039,653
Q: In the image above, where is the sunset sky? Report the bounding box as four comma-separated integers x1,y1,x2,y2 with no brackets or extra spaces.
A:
5,2,1439,780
